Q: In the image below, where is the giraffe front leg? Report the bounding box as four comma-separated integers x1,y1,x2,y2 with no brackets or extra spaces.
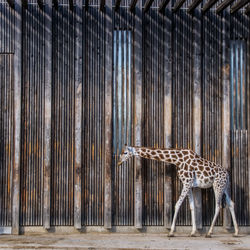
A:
206,204,220,238
169,185,191,237
188,190,197,237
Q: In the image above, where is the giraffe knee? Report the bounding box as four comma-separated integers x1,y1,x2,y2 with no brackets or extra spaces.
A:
228,200,235,210
225,196,235,210
189,202,195,211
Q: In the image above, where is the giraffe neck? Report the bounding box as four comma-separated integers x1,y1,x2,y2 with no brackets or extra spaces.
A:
131,146,184,166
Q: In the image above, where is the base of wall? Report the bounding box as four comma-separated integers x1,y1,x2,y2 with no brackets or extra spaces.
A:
0,227,11,234
12,226,250,235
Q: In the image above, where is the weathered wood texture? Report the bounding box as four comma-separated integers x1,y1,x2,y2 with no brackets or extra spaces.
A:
0,0,249,232
230,13,250,226
43,0,52,230
20,3,45,226
12,0,22,235
163,6,172,229
193,8,202,230
134,0,142,229
222,9,231,228
142,9,165,226
104,0,112,229
0,2,15,53
202,11,223,227
51,5,75,226
172,9,193,226
0,54,14,227
112,10,134,226
74,0,82,230
82,6,105,226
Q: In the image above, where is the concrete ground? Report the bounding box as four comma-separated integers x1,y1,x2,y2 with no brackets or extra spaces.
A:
0,233,250,250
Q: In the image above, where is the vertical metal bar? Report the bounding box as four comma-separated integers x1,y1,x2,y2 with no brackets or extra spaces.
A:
74,0,82,229
222,8,231,229
134,0,142,229
193,8,202,230
104,0,112,229
12,0,22,235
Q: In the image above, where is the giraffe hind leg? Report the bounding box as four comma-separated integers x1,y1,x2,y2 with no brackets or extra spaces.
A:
225,190,239,236
188,190,197,237
169,185,191,237
206,186,224,237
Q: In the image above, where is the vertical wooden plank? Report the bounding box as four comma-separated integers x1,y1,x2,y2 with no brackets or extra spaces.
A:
74,0,82,230
43,0,52,230
222,8,231,228
192,8,202,230
163,5,172,229
104,0,112,229
134,0,142,229
12,0,22,235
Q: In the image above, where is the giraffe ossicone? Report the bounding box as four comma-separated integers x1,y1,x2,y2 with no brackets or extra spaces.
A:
118,145,239,237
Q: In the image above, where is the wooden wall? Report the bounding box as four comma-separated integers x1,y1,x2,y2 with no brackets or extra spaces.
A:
0,0,249,233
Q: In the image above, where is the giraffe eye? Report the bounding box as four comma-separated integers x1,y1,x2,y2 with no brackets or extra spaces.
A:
124,152,127,155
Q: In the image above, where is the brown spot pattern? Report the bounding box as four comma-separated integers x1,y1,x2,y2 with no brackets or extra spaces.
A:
198,166,204,171
159,154,164,159
154,156,160,161
172,154,177,159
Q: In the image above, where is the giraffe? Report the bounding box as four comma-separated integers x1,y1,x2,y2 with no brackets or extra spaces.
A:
118,146,239,237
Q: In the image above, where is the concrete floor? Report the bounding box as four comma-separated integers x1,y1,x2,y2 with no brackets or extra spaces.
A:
0,233,250,250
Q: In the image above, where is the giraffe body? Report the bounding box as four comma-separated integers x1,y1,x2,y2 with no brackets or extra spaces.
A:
118,146,239,237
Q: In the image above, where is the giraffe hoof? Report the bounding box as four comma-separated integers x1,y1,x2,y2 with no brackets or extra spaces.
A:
168,233,175,237
190,233,196,237
233,233,239,237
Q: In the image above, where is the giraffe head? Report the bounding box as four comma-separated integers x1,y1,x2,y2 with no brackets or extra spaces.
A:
118,146,135,166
